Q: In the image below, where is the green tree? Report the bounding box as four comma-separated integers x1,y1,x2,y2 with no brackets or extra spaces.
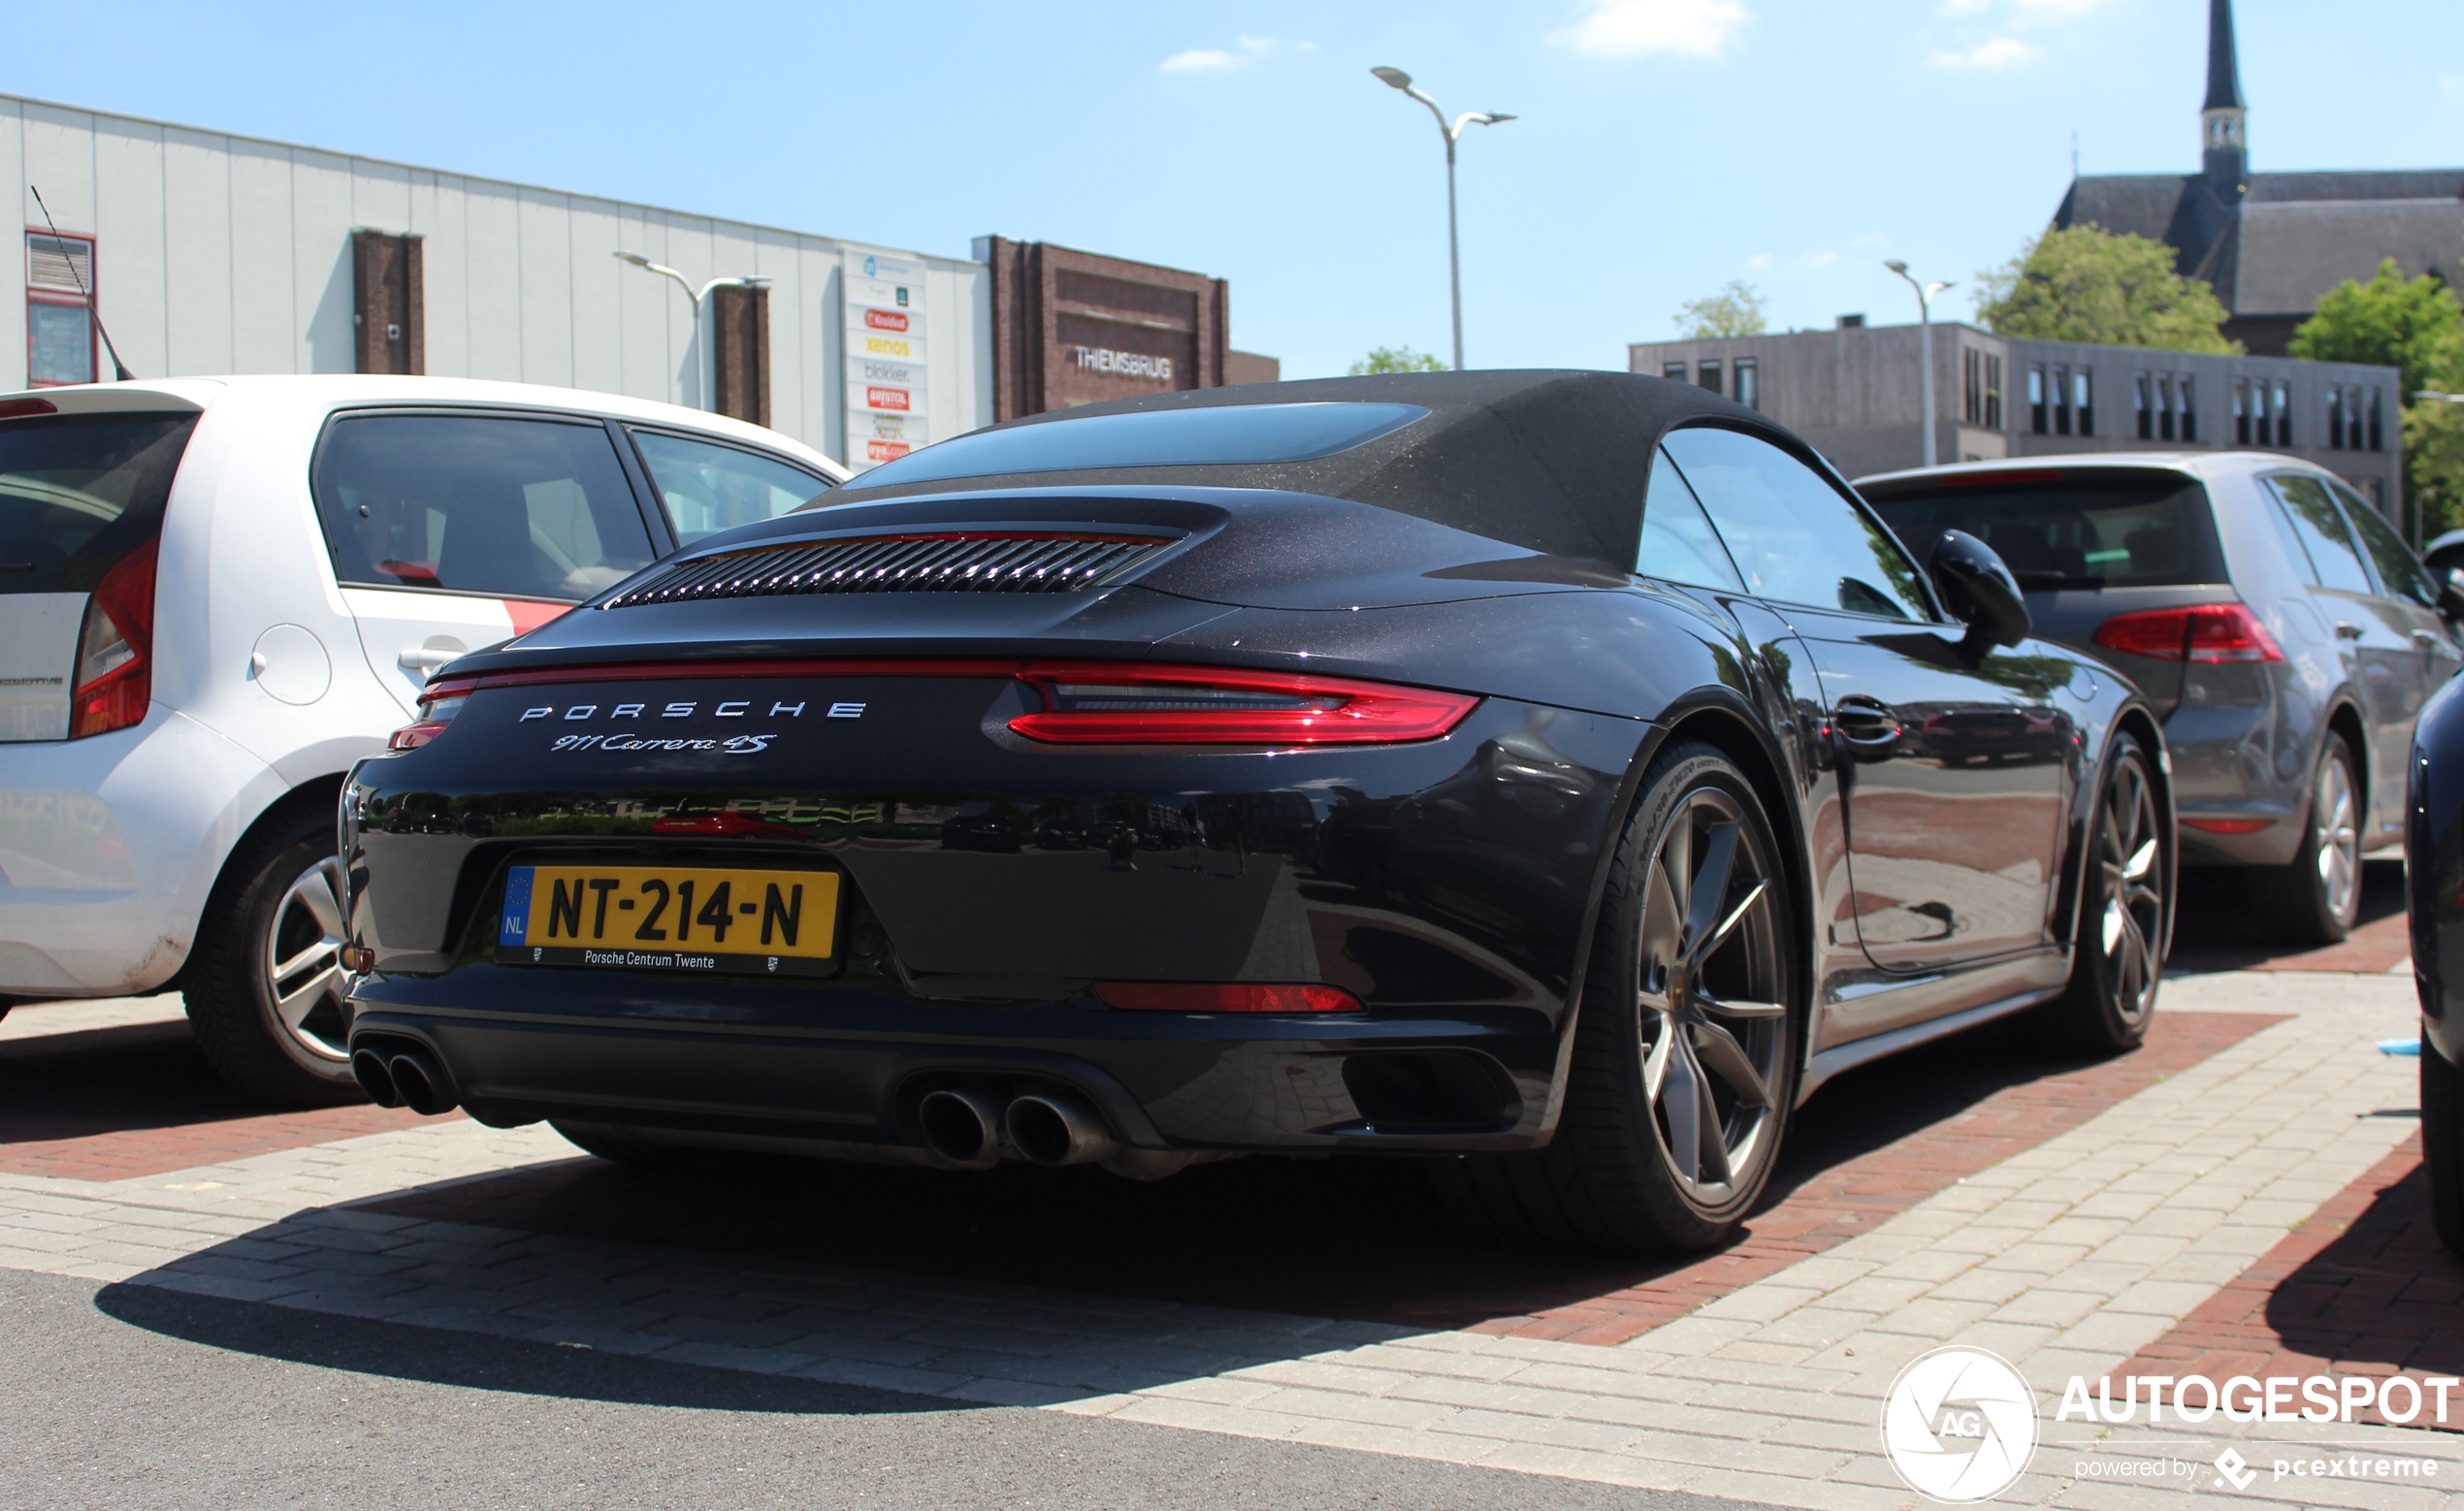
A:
1973,224,2241,354
1672,280,1767,339
2292,260,2464,535
1348,345,1447,375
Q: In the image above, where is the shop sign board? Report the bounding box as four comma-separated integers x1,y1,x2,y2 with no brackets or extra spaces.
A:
841,247,929,470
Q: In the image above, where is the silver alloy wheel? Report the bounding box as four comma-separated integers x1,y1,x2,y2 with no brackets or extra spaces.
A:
265,854,351,1061
2313,750,2360,925
1635,786,1787,1206
2095,753,2165,1029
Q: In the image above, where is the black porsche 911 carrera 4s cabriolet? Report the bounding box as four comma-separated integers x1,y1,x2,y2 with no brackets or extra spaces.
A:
340,370,2173,1253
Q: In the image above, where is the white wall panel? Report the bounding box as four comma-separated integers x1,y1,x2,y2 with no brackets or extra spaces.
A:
161,126,233,374
226,139,295,373
613,207,667,404
351,159,411,237
418,174,469,377
567,200,621,395
0,100,28,390
290,150,354,373
19,103,95,233
460,183,520,381
93,121,167,380
515,188,572,387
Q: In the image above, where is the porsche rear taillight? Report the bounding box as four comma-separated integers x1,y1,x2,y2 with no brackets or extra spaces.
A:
387,675,478,752
2091,603,2284,664
69,540,158,738
1007,662,1477,746
1095,982,1363,1013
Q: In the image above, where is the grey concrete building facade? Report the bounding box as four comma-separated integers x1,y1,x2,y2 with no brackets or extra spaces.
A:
1628,322,2406,524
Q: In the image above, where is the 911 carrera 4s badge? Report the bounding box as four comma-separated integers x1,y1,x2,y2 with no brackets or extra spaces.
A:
495,863,843,978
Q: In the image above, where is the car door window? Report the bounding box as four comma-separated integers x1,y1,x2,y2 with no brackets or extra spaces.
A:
314,415,655,601
630,430,830,546
1637,447,1743,592
2336,484,2437,607
1661,426,1929,620
2262,475,2374,595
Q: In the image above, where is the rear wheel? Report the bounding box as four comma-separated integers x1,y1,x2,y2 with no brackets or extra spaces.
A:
2253,733,2362,946
2044,731,2167,1051
184,806,362,1105
1436,742,1797,1254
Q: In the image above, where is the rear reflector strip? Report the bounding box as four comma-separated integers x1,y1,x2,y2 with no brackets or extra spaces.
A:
2180,817,2274,835
1095,982,1363,1013
602,532,1175,607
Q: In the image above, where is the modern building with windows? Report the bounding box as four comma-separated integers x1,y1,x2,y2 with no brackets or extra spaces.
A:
5,92,1274,471
1629,323,2405,526
2054,0,2461,356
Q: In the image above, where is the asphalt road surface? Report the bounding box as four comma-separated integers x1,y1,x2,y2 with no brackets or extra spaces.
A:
1,1267,1782,1511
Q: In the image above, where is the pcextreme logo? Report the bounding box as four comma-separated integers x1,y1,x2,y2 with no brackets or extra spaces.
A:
1883,1347,2039,1503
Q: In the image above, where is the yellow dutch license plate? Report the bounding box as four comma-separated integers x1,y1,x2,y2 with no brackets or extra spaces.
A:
496,864,841,978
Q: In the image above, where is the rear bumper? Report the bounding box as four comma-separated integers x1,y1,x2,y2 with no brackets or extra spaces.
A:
0,706,282,995
347,965,1553,1153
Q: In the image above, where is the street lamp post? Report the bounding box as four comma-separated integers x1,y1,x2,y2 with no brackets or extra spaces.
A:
1885,261,1955,468
1371,67,1513,373
2419,391,2464,404
613,251,771,412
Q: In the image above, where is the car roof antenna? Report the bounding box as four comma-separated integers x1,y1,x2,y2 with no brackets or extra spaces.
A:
29,185,134,381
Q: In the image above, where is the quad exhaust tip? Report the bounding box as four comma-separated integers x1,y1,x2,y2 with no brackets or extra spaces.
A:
350,1047,402,1108
379,1048,456,1116
917,1089,1007,1169
1004,1092,1114,1168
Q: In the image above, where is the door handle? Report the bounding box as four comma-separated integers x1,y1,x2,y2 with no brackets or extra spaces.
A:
1830,695,1901,761
2335,621,2366,640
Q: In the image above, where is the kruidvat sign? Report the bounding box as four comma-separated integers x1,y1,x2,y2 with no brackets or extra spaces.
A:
1073,345,1173,381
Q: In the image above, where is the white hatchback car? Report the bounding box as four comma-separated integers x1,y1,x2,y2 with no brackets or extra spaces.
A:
0,375,845,1101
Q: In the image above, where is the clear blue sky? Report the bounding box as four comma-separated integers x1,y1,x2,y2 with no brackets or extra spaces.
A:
8,1,2458,379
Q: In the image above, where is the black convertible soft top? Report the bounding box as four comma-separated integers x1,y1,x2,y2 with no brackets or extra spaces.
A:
822,370,1811,565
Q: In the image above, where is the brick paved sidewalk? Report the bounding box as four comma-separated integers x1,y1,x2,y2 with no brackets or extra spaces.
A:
0,970,2431,1510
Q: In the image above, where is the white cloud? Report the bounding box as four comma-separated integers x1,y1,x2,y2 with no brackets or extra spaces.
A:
2009,0,2118,23
1159,36,1311,73
1807,250,1838,268
1744,252,1772,269
1929,36,2041,69
1850,232,1892,250
1937,0,1990,14
1548,0,1752,60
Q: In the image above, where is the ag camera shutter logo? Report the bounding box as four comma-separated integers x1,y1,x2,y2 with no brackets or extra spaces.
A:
1882,1346,2039,1502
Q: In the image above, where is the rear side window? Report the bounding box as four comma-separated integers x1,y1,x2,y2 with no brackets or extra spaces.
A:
0,413,197,594
2336,484,2436,607
2262,475,2374,595
1662,426,1928,620
1637,447,1743,592
1863,471,2226,590
630,430,829,545
313,415,656,601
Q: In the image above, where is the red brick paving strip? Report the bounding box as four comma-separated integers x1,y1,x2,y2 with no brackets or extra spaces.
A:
1469,1011,2286,1346
2114,1132,2464,1432
0,1104,454,1182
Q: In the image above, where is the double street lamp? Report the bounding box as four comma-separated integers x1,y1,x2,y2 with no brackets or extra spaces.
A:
613,250,770,413
1885,260,1955,468
1371,67,1513,372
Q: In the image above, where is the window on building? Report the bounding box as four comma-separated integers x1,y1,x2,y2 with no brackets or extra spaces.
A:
25,232,97,388
2326,386,2345,451
2350,389,2368,452
2135,374,2154,439
2156,375,2176,441
2029,366,2048,434
1663,362,1687,382
1732,358,1759,411
1962,349,1982,425
2178,375,2195,443
1984,354,2003,430
2053,365,2072,435
2367,388,2383,452
2233,380,2251,444
2073,370,2093,437
1698,360,1722,394
2271,382,2291,446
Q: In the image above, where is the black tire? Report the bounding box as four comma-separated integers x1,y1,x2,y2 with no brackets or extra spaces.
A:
183,803,363,1106
2424,1036,2464,1259
1434,741,1799,1255
2044,730,2169,1052
2253,732,2364,946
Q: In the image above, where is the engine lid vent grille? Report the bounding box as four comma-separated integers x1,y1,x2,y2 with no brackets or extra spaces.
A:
603,532,1174,608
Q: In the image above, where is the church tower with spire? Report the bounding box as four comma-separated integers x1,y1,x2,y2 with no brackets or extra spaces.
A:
2200,0,2248,202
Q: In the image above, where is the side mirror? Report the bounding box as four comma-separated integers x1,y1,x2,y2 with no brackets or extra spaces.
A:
2442,568,2464,624
1929,530,2032,653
